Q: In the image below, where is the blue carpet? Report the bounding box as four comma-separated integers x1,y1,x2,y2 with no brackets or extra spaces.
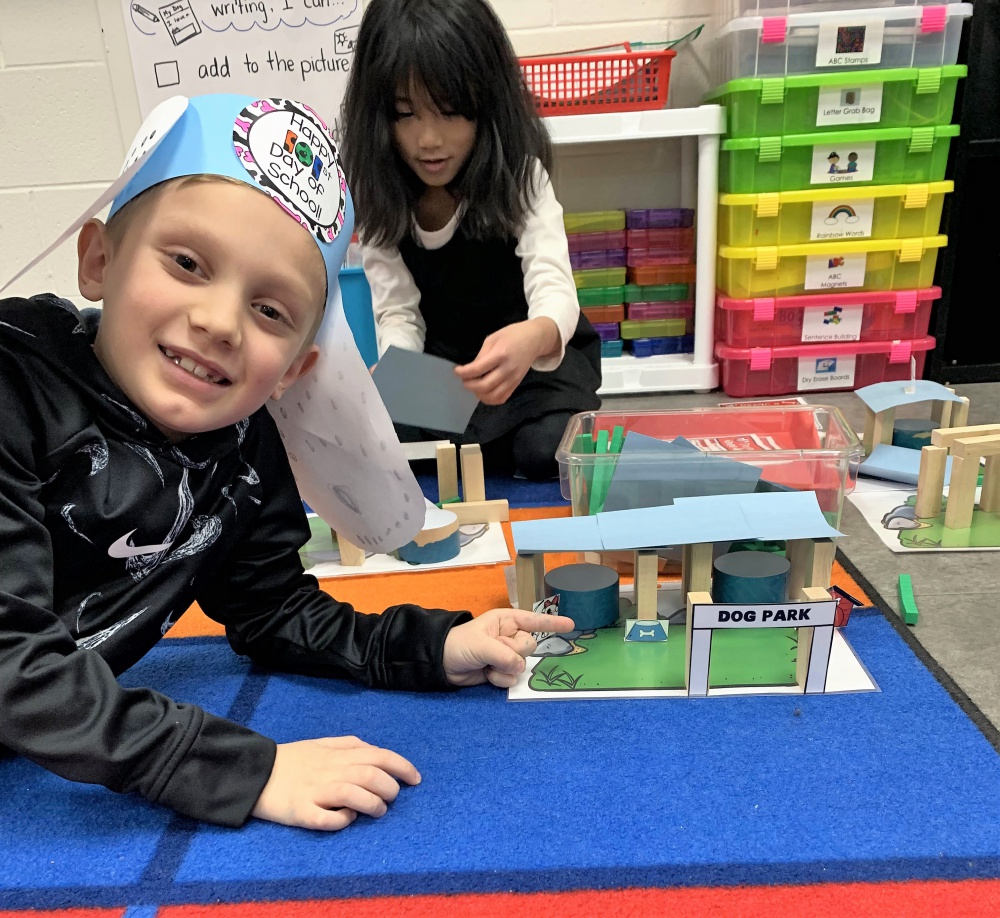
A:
415,472,565,508
2,611,1000,908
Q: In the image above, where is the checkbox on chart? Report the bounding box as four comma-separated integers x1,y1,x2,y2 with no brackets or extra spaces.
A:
154,61,180,88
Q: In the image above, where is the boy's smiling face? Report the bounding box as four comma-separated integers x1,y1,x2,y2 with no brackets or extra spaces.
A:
78,178,327,442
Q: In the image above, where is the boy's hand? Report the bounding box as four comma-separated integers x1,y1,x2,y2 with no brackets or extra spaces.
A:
454,318,560,405
251,736,420,831
443,608,575,688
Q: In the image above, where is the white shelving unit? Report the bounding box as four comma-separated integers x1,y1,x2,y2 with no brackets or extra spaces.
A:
545,105,726,395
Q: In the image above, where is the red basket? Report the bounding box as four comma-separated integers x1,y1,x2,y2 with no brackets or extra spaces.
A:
519,43,676,116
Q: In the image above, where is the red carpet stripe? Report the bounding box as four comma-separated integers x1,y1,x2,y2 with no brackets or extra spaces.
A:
148,879,1000,917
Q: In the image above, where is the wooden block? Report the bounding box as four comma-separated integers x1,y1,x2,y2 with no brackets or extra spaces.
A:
915,445,948,518
681,543,713,598
334,530,367,567
864,407,894,455
980,455,1000,513
411,513,460,547
952,396,970,429
583,551,603,566
952,434,1000,460
514,553,546,610
930,388,955,428
633,550,659,620
786,538,835,599
943,455,978,530
460,443,486,503
448,499,509,525
436,443,459,504
931,424,1000,448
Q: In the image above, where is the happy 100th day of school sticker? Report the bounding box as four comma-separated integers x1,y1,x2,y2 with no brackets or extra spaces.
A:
232,98,347,245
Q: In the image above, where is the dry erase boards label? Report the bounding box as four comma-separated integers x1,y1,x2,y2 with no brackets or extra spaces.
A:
815,17,885,67
816,83,883,126
804,252,867,289
810,197,875,240
797,353,858,389
811,142,877,185
801,303,864,342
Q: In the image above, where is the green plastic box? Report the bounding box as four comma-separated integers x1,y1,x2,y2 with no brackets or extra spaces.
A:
623,283,691,303
706,66,966,139
574,267,627,289
720,123,959,194
577,285,625,307
620,318,687,340
564,210,625,233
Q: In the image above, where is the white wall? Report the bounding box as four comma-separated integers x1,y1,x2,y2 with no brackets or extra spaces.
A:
0,0,717,303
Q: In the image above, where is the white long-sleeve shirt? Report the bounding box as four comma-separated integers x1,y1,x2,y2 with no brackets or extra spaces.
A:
361,161,580,373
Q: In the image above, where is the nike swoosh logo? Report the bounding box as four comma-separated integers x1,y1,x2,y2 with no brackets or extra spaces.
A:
107,529,174,559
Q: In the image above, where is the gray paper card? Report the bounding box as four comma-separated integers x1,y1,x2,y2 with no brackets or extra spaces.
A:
372,346,479,434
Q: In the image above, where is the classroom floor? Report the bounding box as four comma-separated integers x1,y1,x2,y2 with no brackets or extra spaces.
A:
600,381,1000,741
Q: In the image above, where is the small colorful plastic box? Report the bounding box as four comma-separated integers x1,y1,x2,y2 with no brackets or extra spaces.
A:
628,301,694,332
620,318,687,340
593,321,623,341
627,264,698,286
718,181,952,247
705,66,966,139
715,287,940,347
714,335,936,396
578,285,625,307
720,123,959,194
569,249,627,270
711,4,972,85
625,208,695,229
627,246,695,267
581,305,626,324
566,230,627,253
624,283,691,303
717,234,946,298
600,339,624,358
630,335,695,357
625,227,696,249
574,267,627,289
564,210,626,233
556,404,863,524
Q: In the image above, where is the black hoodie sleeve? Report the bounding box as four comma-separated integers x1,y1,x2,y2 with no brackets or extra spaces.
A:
0,335,276,828
196,414,472,690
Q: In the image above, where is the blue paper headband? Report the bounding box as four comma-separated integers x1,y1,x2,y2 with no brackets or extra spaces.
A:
109,94,353,311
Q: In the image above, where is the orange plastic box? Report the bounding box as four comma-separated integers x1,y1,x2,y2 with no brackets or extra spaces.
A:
627,263,697,285
520,44,675,115
715,335,935,396
715,287,939,347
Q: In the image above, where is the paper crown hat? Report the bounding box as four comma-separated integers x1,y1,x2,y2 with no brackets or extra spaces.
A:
1,93,425,552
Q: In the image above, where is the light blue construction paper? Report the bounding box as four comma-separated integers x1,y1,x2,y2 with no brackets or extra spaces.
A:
860,443,953,486
856,380,964,415
597,501,747,550
601,432,761,513
372,346,479,434
729,491,844,540
511,515,603,553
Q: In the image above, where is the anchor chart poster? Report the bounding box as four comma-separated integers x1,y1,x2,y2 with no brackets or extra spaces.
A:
120,1,360,133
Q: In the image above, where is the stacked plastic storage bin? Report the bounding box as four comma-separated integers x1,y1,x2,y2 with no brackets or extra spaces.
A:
705,0,970,396
564,210,628,358
622,208,698,357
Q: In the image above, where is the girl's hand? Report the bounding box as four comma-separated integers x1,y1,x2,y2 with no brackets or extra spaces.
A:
443,608,575,688
454,318,560,405
251,736,421,831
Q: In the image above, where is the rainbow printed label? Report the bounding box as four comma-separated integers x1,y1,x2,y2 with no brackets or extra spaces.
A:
810,198,875,240
232,98,347,245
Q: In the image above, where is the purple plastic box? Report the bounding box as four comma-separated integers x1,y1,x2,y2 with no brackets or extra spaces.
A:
592,322,622,341
569,249,627,270
625,208,695,230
